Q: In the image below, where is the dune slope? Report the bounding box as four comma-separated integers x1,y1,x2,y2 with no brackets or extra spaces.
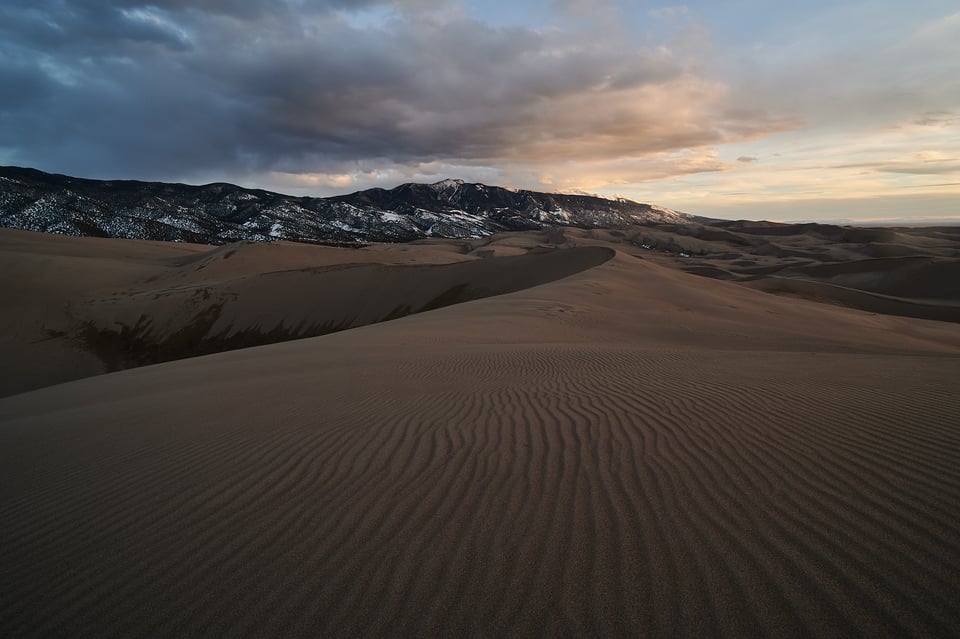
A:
2,235,960,637
613,221,960,323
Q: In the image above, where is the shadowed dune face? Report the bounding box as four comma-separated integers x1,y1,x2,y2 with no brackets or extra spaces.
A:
1,227,960,636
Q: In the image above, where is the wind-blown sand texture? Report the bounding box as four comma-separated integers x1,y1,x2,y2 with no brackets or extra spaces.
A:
2,226,960,637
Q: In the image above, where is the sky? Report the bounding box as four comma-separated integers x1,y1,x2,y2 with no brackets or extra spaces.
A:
1,0,957,223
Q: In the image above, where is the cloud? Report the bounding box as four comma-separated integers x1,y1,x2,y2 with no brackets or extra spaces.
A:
828,137,960,177
737,156,758,163
843,161,960,176
914,111,960,127
714,6,960,137
0,0,796,191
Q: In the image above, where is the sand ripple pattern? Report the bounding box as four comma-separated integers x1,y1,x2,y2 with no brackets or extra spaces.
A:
2,348,960,637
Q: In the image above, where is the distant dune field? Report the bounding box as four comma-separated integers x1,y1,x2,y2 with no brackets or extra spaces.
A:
2,226,960,637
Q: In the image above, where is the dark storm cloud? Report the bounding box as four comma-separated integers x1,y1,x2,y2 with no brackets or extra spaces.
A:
0,0,791,183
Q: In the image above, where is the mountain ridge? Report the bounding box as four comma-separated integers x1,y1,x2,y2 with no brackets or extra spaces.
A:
0,166,696,245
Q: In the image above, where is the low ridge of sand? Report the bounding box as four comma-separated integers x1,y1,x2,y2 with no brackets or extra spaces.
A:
1,226,960,637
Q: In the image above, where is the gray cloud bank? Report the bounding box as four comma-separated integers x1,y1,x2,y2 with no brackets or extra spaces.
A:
0,0,792,190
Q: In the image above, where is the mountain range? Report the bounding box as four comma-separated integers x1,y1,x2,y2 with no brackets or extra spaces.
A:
0,166,696,245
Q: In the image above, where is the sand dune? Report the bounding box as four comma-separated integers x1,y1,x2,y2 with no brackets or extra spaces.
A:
742,276,960,323
0,228,609,396
4,221,959,397
2,227,960,637
69,244,612,371
611,221,960,323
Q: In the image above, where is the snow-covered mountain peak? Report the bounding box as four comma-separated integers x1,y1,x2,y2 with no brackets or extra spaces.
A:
429,178,466,190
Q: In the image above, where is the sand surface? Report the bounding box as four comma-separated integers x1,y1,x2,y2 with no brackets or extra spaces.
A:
2,226,960,637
